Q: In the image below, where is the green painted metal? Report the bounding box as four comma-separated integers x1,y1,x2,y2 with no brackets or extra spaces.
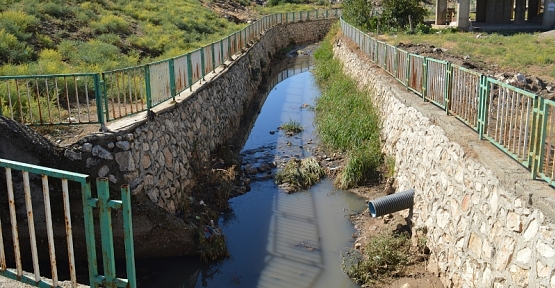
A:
422,57,428,101
0,158,89,182
169,59,176,101
530,96,546,179
200,48,206,80
478,75,489,139
444,62,452,114
93,74,106,127
187,54,193,92
81,180,99,288
97,178,117,288
212,43,216,73
121,185,137,288
144,65,152,111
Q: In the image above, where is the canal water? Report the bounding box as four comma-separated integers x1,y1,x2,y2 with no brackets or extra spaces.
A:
135,50,366,288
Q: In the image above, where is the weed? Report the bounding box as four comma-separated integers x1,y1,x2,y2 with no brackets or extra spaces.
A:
275,157,325,192
342,232,411,285
384,155,395,179
279,119,303,134
313,23,383,188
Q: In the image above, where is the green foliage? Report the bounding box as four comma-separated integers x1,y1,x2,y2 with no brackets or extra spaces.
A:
342,232,411,285
0,10,39,40
342,0,373,30
0,28,33,64
280,119,303,133
313,23,383,188
90,14,131,34
268,0,304,7
275,157,326,192
380,0,428,29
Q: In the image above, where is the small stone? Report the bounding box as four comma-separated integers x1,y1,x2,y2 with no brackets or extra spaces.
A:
515,73,527,84
147,188,159,202
116,136,122,141
107,142,115,149
516,247,532,264
537,242,555,258
86,158,101,168
355,243,362,249
142,155,152,169
143,143,150,151
507,211,522,232
537,261,549,278
81,143,93,153
124,133,134,141
92,145,113,160
98,165,109,177
116,141,131,151
108,174,117,183
523,219,538,241
64,149,82,161
115,151,136,172
163,147,173,168
468,232,482,257
144,174,154,189
509,265,529,286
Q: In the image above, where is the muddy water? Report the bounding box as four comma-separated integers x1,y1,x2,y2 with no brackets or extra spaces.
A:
135,54,366,288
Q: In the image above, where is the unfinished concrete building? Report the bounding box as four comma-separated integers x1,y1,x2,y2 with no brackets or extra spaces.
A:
435,0,555,30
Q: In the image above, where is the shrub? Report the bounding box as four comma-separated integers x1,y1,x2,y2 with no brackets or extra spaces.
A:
0,10,39,40
0,29,32,64
342,0,373,30
380,0,428,29
91,14,131,34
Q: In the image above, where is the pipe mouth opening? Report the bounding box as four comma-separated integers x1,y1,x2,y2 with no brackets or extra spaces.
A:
368,202,377,218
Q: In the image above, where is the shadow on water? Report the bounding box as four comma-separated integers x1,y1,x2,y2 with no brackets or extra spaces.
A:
135,48,367,288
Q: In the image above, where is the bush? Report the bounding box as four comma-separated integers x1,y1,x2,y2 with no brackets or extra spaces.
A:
91,14,131,34
0,29,33,64
342,0,373,30
380,0,428,29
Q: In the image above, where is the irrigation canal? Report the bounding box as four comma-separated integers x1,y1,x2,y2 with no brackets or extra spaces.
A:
135,47,366,288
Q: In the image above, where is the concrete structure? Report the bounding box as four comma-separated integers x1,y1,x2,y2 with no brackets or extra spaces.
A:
435,0,555,29
335,34,555,287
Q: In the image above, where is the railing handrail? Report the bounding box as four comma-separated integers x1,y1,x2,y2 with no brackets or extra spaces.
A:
0,158,136,288
0,9,341,128
339,17,555,189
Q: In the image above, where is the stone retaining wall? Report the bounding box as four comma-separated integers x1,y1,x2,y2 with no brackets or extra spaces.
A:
335,36,555,287
63,19,333,213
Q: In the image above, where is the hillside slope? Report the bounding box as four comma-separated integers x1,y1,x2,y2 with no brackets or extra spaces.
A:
0,0,252,75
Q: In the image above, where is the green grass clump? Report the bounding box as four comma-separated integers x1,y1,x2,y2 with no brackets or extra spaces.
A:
313,22,382,189
275,157,325,192
342,232,411,285
279,119,303,134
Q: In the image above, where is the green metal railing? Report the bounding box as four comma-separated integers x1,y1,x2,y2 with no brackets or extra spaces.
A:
0,158,136,288
0,9,341,128
340,18,555,188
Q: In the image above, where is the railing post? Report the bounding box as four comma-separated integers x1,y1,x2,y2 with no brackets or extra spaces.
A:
220,40,224,65
530,96,547,179
97,178,117,288
93,74,106,129
200,48,206,80
393,47,398,78
422,57,428,101
144,65,152,111
187,54,193,92
445,62,453,114
121,185,137,288
169,59,176,101
405,53,410,87
80,180,99,288
478,75,489,140
212,43,216,73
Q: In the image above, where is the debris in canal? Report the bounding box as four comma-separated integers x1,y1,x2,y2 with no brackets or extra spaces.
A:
279,119,303,135
274,157,325,193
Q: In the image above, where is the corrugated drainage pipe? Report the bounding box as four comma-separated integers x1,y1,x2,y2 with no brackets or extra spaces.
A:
368,189,415,217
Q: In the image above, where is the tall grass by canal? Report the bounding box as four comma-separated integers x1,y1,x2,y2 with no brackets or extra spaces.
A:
313,23,382,189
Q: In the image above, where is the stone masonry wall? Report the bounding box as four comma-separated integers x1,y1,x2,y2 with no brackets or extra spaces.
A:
62,19,334,213
335,36,555,287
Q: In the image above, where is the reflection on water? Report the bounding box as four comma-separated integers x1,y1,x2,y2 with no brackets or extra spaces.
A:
135,54,365,288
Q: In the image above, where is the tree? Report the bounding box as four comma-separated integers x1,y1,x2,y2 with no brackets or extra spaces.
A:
343,0,373,30
380,0,428,29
